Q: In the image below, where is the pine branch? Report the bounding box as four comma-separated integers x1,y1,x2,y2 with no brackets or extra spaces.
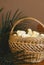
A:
11,9,19,23
0,8,3,12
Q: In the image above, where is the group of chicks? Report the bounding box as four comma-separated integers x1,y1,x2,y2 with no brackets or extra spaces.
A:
14,29,44,38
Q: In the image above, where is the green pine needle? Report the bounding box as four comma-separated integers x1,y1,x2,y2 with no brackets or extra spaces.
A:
0,8,3,12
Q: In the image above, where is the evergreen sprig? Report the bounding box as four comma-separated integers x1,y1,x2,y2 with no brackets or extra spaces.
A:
0,8,3,13
0,9,27,36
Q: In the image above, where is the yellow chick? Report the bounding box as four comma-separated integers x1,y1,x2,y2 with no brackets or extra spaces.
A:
40,34,44,37
16,30,26,36
22,34,31,38
28,29,32,36
32,31,39,37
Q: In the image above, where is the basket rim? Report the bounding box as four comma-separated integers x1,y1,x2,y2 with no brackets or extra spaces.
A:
10,17,44,34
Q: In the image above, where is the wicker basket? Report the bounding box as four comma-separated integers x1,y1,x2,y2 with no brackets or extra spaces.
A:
9,17,44,63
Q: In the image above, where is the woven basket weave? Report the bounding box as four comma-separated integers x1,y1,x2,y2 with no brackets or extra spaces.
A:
9,17,44,63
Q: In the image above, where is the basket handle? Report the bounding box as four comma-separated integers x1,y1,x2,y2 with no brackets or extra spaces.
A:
10,17,44,34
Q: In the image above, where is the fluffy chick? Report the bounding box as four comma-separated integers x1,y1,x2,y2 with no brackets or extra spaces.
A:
22,34,31,38
32,31,39,37
16,30,26,36
28,29,32,36
40,34,44,37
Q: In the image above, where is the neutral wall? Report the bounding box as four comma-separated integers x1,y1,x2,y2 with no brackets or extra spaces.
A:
0,0,44,24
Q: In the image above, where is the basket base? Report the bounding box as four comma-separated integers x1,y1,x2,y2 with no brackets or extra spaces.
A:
24,59,43,63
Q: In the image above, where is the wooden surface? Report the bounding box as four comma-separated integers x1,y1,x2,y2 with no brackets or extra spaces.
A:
18,60,44,65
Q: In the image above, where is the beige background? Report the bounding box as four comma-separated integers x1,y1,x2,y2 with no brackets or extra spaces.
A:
0,0,44,24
